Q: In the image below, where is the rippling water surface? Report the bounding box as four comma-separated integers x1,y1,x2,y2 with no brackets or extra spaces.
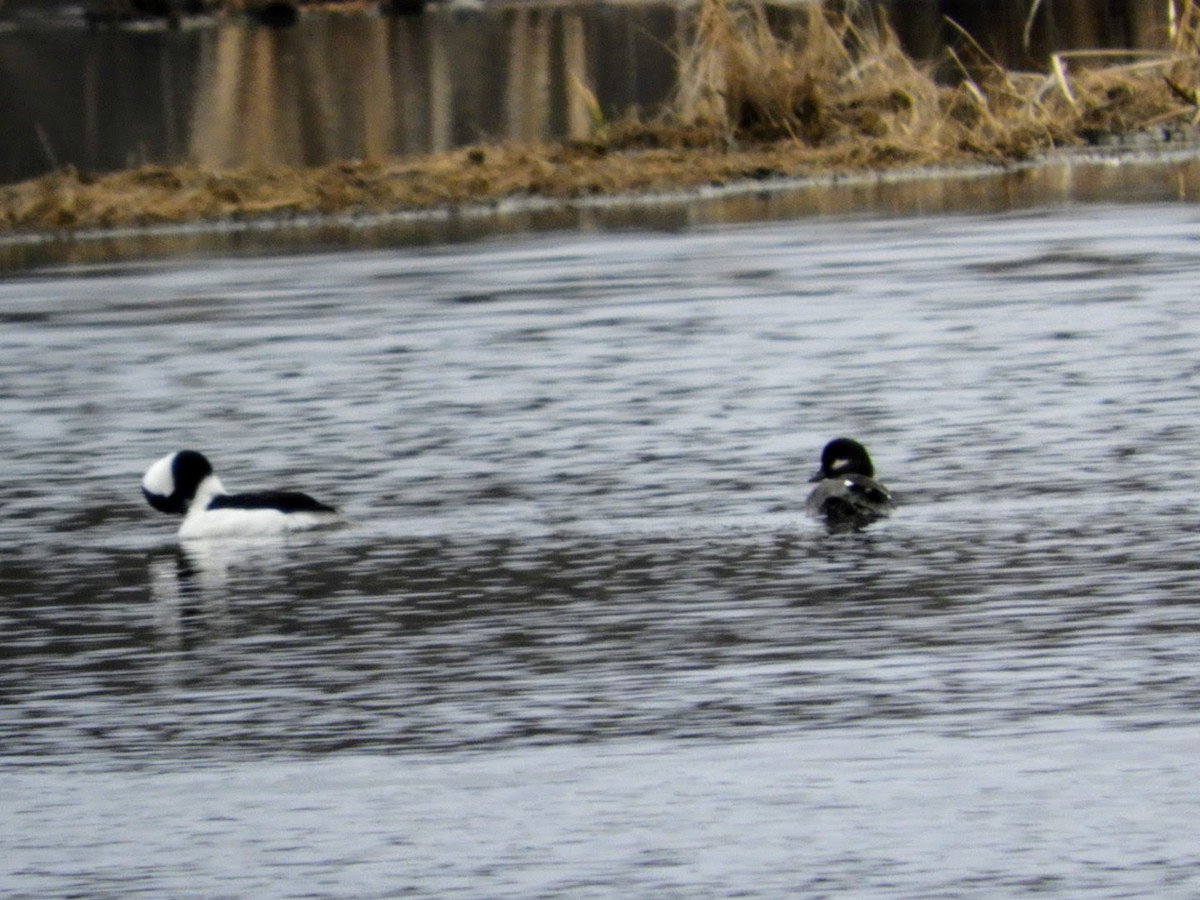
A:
5,204,1200,897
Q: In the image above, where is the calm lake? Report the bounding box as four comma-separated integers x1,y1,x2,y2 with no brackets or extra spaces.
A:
5,197,1200,896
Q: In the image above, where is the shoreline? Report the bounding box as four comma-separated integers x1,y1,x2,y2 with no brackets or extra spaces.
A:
3,139,1200,255
6,0,1200,257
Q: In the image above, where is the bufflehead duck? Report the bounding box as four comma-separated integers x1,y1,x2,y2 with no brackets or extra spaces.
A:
805,437,894,531
142,450,339,538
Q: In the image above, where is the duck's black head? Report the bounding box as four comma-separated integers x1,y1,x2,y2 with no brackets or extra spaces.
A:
809,437,876,482
142,450,215,515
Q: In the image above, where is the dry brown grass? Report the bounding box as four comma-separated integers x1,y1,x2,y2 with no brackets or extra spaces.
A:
668,0,1200,159
944,25,1198,152
7,0,1200,235
672,0,947,154
0,140,912,233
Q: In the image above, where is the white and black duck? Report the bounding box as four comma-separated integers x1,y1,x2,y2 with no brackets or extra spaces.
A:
142,450,339,538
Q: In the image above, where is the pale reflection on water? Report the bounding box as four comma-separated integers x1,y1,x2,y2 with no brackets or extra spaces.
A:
4,205,1200,896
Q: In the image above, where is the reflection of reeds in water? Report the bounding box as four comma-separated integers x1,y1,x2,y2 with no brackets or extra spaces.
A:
505,8,553,143
189,19,451,165
192,28,306,167
501,8,599,143
563,13,596,140
191,19,406,168
190,10,604,168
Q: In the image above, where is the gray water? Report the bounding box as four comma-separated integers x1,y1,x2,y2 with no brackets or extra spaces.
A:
4,204,1200,897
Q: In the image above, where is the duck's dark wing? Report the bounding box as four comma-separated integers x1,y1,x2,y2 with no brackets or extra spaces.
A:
806,476,893,532
208,491,336,514
846,478,893,508
818,496,875,530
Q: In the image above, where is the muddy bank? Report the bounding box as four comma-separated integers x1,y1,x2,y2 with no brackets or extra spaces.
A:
0,134,989,235
5,126,1200,242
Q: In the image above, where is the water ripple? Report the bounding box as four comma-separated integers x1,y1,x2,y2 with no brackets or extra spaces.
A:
5,204,1200,896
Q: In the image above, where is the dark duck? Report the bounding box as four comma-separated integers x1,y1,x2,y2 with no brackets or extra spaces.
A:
805,437,894,531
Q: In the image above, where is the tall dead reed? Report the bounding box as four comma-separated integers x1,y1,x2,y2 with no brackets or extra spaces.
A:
673,0,946,152
669,0,1200,162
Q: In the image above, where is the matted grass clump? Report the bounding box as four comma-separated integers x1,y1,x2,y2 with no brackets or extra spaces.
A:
658,0,1200,161
5,0,1200,234
672,0,948,153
